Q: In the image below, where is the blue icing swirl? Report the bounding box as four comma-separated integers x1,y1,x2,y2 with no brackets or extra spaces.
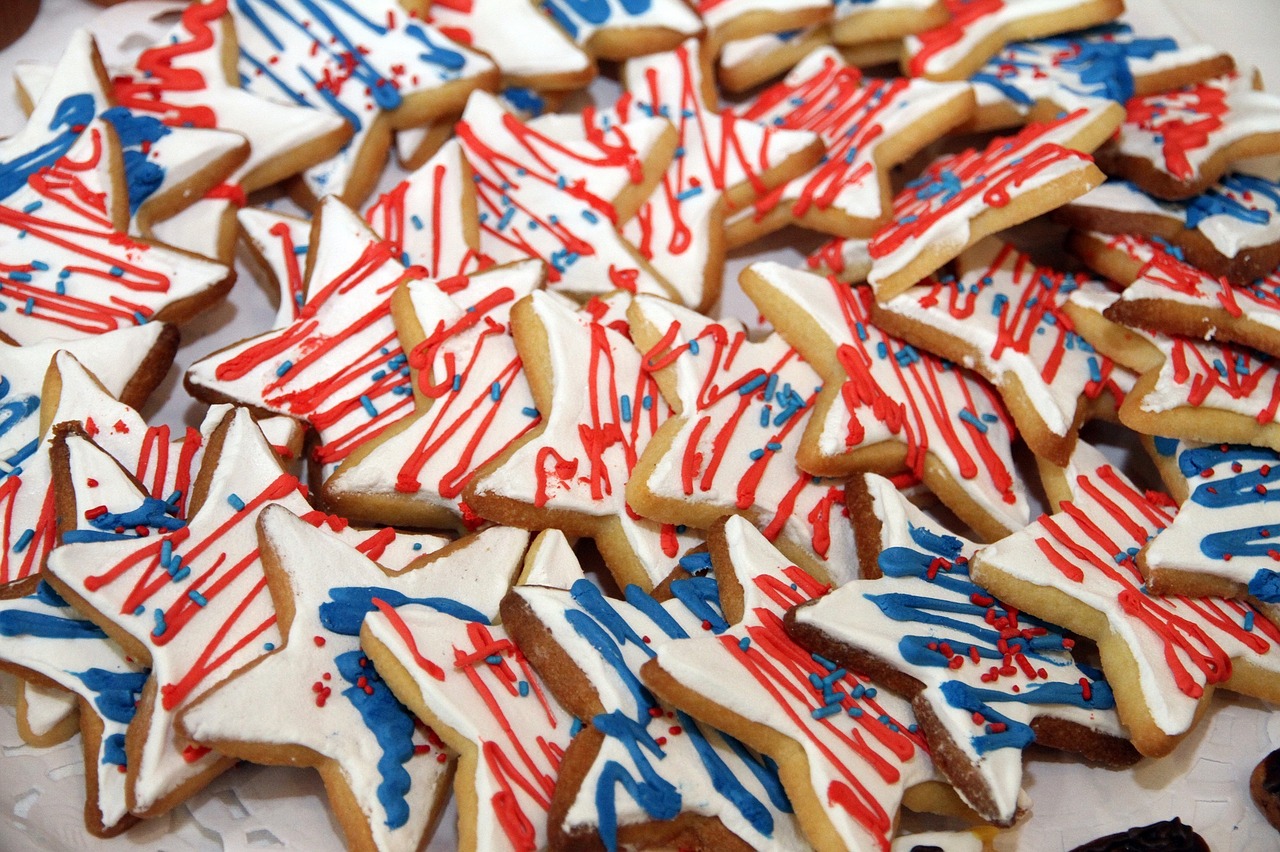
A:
0,584,109,640
563,577,790,852
62,496,187,545
100,106,173,215
318,586,489,635
1178,444,1280,568
74,667,148,725
1186,173,1280,230
102,733,128,768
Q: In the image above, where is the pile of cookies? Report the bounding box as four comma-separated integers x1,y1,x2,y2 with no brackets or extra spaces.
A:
3,0,1280,849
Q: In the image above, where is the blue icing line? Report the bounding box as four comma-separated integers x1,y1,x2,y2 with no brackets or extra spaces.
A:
1186,173,1280,229
590,710,681,851
0,604,107,640
0,375,41,445
0,93,96,201
318,586,489,635
100,106,172,215
61,496,187,546
336,649,415,829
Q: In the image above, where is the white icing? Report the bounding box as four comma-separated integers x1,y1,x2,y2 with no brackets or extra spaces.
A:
729,46,971,234
181,507,513,852
971,448,1280,739
229,0,494,201
460,90,675,301
324,261,545,528
648,515,938,851
629,293,860,581
18,682,76,740
695,0,829,35
745,262,1030,537
880,239,1123,438
147,197,236,261
469,290,700,588
805,235,874,282
795,473,1127,822
237,206,310,327
518,529,587,589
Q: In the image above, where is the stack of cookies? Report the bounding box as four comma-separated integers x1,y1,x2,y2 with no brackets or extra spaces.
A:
3,0,1280,849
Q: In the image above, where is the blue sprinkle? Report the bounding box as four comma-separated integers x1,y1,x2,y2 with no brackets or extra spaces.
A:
360,395,378,417
109,266,124,277
188,590,208,607
958,409,988,433
522,406,539,418
641,395,652,410
620,394,632,423
764,373,778,402
9,271,30,283
765,442,782,452
485,654,503,665
264,642,275,651
152,608,167,638
227,494,246,511
22,297,35,315
738,637,751,651
22,201,41,213
490,381,502,401
1245,611,1256,631
13,529,34,553
812,653,837,671
410,215,424,231
688,339,700,355
133,311,148,325
452,374,462,392
581,209,599,224
748,448,765,461
171,566,190,583
675,185,703,202
134,605,145,616
847,706,864,718
518,681,530,697
759,405,772,427
1088,357,1102,383
412,542,423,551
275,360,293,377
811,703,842,720
739,374,767,396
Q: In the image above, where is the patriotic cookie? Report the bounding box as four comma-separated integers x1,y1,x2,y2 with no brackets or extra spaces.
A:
871,239,1129,465
229,0,498,206
0,113,233,344
786,473,1136,825
1094,73,1280,201
359,528,577,852
1063,175,1280,286
465,290,702,591
459,89,679,302
971,442,1280,757
500,540,808,851
640,515,964,850
321,259,546,531
741,261,1029,542
727,46,974,246
625,293,859,584
902,0,1125,82
178,507,526,852
867,108,1105,301
610,39,824,310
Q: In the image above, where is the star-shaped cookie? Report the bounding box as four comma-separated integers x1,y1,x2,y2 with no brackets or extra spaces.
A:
971,441,1280,756
741,261,1029,542
459,90,678,302
186,197,435,479
903,0,1125,81
321,259,546,531
640,515,952,851
867,108,1106,300
968,22,1231,139
230,0,498,205
609,38,823,309
1063,176,1280,285
0,118,234,344
625,293,859,584
728,47,974,246
501,542,808,851
11,28,250,242
466,290,701,591
360,528,577,852
179,506,524,852
787,473,1136,825
1095,72,1280,200
872,239,1128,466
1,326,176,592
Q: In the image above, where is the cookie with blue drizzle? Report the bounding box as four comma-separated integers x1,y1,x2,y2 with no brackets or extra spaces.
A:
501,546,808,852
786,473,1137,826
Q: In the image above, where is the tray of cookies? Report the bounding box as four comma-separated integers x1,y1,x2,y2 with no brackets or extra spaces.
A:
3,0,1280,849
